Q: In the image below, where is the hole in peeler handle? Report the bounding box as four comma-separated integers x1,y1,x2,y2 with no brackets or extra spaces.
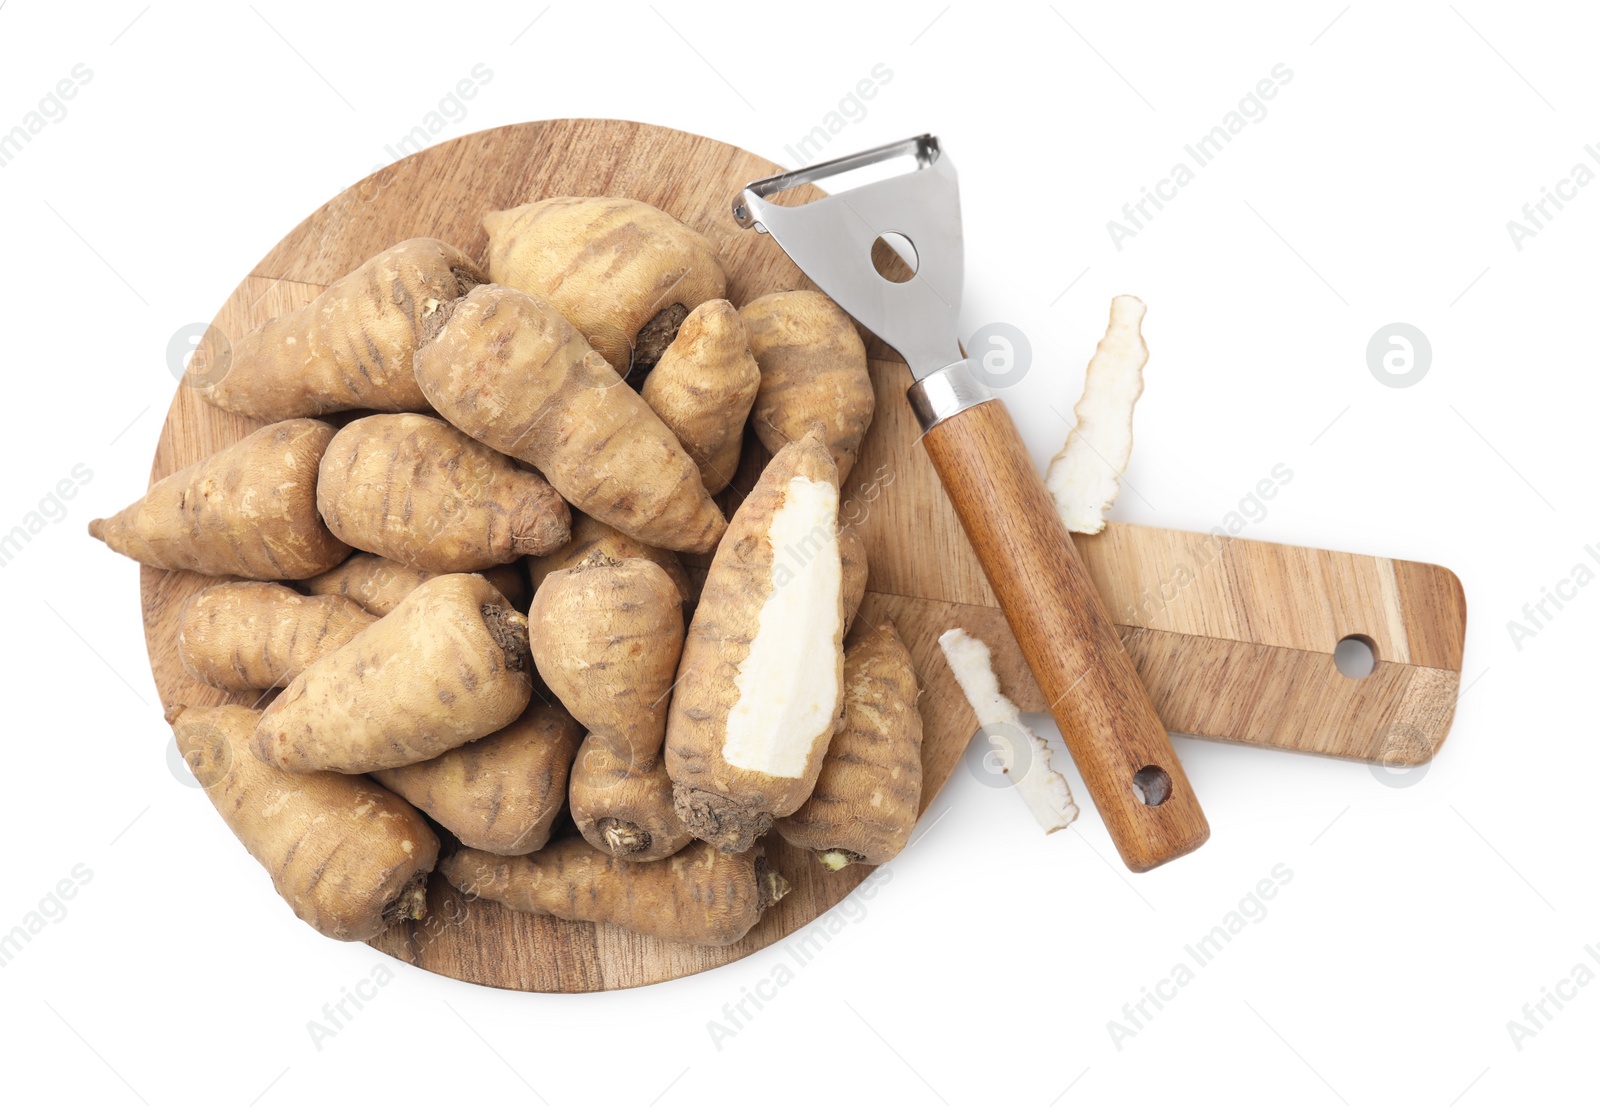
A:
870,232,918,282
1132,765,1172,807
1333,634,1377,679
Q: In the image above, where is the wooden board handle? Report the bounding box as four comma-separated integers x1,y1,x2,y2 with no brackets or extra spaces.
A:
920,398,1209,871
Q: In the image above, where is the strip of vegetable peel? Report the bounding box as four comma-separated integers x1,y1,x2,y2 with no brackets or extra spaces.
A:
939,628,1080,833
1047,295,1149,536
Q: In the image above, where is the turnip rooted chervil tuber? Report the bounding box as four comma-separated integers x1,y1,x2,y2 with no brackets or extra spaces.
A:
89,418,350,580
481,196,726,374
372,702,582,857
775,620,924,870
316,413,570,572
413,284,726,553
531,553,691,862
301,552,528,617
170,704,438,942
442,837,789,948
253,573,532,774
640,298,761,496
525,510,692,605
198,237,483,421
665,429,846,853
178,581,374,693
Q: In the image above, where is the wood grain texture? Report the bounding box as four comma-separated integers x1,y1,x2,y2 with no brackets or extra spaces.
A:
922,399,1208,871
133,120,1466,992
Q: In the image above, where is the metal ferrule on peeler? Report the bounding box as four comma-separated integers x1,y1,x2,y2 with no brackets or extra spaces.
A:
905,359,992,432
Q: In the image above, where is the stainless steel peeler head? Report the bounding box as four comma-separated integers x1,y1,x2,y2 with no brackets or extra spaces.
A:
733,135,967,382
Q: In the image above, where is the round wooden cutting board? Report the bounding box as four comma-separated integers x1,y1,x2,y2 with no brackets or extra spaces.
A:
140,119,986,992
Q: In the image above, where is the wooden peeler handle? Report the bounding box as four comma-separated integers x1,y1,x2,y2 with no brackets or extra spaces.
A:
918,393,1209,871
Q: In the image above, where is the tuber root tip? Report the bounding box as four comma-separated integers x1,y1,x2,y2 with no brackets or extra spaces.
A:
672,785,771,854
817,849,864,872
598,818,650,855
753,853,791,911
383,871,431,924
630,303,690,373
481,603,530,674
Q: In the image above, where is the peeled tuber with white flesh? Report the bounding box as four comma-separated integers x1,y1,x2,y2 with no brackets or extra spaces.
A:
939,627,1080,833
170,704,439,942
1047,295,1149,535
665,429,846,853
441,837,788,947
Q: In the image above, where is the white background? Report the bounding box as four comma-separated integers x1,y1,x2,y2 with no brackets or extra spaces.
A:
0,2,1594,1110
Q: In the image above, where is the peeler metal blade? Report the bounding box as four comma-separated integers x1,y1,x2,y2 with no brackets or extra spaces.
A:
733,134,965,380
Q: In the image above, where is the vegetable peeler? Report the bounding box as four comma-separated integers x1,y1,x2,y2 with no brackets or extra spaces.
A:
734,135,1209,871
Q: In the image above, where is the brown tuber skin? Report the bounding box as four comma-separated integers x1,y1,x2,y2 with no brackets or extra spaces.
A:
301,552,527,616
774,621,924,870
530,554,690,861
839,523,867,636
253,573,532,773
482,197,727,374
414,284,726,553
170,705,438,941
441,837,789,947
316,413,570,572
178,581,375,692
525,511,691,604
740,290,875,485
89,419,350,579
640,299,760,495
372,701,582,856
665,430,846,853
197,238,483,421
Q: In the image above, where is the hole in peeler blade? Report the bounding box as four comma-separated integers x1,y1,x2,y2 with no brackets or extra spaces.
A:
871,232,918,282
1333,635,1377,678
1132,765,1172,807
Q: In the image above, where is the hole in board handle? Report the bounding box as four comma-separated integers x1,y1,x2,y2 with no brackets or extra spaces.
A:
1334,635,1377,679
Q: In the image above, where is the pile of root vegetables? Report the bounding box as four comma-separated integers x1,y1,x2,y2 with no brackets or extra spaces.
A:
91,198,925,950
